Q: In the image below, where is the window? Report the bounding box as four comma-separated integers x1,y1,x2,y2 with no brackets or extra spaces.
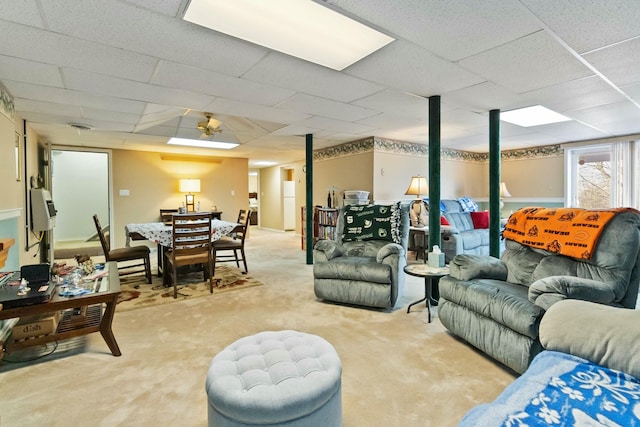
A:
565,140,640,209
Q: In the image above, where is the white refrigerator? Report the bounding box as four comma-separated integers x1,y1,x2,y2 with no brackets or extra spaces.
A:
283,181,296,230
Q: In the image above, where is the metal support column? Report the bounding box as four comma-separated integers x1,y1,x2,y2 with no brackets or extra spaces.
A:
428,96,441,250
489,109,501,258
305,133,314,264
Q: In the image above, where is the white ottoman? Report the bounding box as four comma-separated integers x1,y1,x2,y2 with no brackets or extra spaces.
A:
206,330,342,427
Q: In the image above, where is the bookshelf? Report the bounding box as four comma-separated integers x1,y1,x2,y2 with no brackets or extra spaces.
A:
301,207,339,249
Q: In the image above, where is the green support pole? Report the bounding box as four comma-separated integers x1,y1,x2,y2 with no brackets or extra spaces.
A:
428,96,441,250
489,109,501,258
305,134,314,264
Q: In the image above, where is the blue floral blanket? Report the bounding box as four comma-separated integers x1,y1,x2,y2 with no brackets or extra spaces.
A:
459,351,640,426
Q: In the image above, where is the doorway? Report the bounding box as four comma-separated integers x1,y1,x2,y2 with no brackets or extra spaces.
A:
51,149,110,259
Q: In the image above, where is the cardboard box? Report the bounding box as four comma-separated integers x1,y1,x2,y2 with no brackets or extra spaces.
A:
12,311,61,340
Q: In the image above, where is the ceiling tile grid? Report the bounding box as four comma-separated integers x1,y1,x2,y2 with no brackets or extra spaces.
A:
1,0,640,167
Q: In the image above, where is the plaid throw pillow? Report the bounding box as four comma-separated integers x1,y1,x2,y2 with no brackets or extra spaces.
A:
342,202,401,244
458,196,478,212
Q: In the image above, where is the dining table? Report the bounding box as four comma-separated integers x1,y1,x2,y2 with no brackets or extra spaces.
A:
125,219,240,276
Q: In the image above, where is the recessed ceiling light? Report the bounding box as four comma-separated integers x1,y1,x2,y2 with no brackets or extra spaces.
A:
500,105,571,127
253,161,277,166
167,137,238,149
183,0,394,71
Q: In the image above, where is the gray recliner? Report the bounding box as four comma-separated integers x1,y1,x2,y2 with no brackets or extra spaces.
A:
438,208,640,374
313,203,409,309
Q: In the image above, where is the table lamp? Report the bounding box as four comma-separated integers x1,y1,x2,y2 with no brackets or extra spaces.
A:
179,178,201,212
499,182,512,210
405,175,428,227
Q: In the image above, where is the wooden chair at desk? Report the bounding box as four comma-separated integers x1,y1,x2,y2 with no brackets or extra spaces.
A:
93,214,152,283
165,212,215,298
212,209,251,275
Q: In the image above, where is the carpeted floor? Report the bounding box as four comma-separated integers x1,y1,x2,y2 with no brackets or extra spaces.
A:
0,228,516,426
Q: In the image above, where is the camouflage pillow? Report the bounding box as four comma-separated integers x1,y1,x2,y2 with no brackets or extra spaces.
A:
342,203,401,244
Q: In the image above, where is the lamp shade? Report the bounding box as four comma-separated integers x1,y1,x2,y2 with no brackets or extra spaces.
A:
179,179,201,193
500,182,512,198
405,175,428,197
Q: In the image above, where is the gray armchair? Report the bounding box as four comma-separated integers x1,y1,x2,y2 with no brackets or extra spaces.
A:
438,207,640,374
313,203,409,309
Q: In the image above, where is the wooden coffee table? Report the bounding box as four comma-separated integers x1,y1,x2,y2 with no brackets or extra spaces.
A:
404,264,450,323
0,262,122,357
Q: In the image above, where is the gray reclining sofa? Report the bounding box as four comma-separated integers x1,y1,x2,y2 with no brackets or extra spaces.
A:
438,207,640,374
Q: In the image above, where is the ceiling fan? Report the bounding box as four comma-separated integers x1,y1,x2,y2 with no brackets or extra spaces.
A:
197,113,222,137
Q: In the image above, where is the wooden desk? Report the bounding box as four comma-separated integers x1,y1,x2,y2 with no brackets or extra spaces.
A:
0,262,122,356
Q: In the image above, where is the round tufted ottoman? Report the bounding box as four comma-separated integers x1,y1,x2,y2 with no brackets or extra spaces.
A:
205,330,342,427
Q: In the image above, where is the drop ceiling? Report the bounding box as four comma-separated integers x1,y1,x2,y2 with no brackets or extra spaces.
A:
1,0,640,168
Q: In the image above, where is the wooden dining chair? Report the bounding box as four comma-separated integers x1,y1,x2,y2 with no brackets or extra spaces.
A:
212,209,251,275
93,214,152,283
159,208,179,225
165,212,214,298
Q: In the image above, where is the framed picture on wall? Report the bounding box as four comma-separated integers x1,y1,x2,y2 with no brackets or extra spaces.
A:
15,132,22,182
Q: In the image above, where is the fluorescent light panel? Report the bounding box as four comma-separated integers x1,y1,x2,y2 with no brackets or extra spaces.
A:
168,137,238,149
501,105,571,127
183,0,394,71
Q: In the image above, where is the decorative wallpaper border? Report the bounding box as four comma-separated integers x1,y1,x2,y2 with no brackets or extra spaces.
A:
0,81,15,121
314,136,562,162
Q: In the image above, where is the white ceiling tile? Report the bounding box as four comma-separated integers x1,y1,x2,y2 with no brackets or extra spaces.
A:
63,68,213,110
325,0,542,61
0,20,158,83
523,76,627,113
520,0,640,54
356,112,427,132
595,118,640,135
569,101,640,126
152,61,295,106
39,0,267,78
295,116,376,134
0,0,44,27
3,81,147,114
583,37,640,87
458,31,593,93
81,108,141,125
623,82,640,104
0,56,63,87
204,98,310,124
124,0,183,17
444,82,525,113
352,90,429,118
345,40,485,95
277,94,378,121
535,120,608,140
243,52,384,103
15,98,82,117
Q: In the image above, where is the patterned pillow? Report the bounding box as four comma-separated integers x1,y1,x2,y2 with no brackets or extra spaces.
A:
342,202,401,244
458,196,479,212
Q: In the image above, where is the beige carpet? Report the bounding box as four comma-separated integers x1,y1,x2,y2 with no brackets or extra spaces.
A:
0,228,515,426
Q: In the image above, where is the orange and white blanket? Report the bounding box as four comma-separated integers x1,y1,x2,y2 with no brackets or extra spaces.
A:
503,207,637,259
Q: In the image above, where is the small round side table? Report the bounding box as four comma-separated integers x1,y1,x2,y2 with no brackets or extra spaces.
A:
404,264,450,323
